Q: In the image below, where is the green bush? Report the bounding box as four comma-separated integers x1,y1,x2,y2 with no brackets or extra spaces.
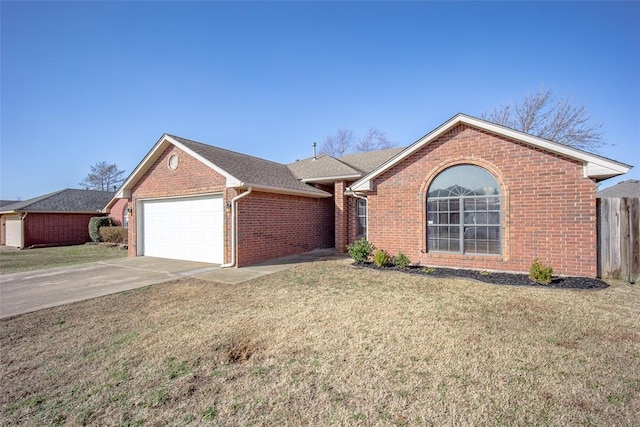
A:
88,216,113,242
373,249,390,267
391,251,411,268
347,238,375,264
530,258,553,285
99,226,128,244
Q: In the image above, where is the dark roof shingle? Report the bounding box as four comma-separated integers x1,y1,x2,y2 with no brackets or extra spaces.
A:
1,189,113,213
170,135,329,196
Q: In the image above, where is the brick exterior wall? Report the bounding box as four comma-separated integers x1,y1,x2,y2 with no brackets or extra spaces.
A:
334,180,349,253
109,198,129,227
23,213,102,247
128,144,335,266
356,124,597,277
128,145,228,259
236,190,334,266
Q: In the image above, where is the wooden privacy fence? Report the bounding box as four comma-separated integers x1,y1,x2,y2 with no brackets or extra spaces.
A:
597,197,640,283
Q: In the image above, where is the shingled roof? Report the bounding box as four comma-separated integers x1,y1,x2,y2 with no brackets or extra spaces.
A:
110,133,410,208
597,179,640,198
170,135,329,197
1,189,114,213
287,148,405,183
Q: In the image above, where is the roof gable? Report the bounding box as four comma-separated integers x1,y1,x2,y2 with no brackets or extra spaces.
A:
350,113,632,192
1,189,113,213
110,134,330,207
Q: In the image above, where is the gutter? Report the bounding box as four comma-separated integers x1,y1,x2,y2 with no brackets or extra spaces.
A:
221,186,253,268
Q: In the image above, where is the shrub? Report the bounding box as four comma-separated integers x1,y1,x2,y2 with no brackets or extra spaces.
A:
530,258,553,284
373,249,390,267
347,238,375,264
391,251,411,268
99,226,128,244
88,217,113,242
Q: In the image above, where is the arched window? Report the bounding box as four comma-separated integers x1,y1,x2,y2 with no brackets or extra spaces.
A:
355,198,367,239
426,165,501,255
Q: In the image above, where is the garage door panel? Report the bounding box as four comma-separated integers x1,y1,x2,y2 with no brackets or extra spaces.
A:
5,217,23,247
140,195,223,264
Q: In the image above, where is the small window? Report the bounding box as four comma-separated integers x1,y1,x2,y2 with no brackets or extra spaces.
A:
356,198,367,239
427,165,501,255
123,205,130,229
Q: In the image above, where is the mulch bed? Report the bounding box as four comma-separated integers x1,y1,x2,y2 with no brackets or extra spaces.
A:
356,263,608,290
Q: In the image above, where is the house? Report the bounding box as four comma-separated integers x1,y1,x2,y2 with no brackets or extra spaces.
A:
105,114,631,276
1,189,113,248
596,179,640,198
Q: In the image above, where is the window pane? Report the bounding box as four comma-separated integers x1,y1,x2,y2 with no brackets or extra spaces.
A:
450,212,460,224
438,200,449,211
439,213,449,224
428,165,500,197
450,199,460,211
427,200,438,212
464,212,476,224
487,197,501,210
476,212,487,224
476,198,488,210
488,226,500,240
488,212,500,225
427,212,437,224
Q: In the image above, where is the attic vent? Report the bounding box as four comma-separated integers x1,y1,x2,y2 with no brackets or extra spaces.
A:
168,155,179,170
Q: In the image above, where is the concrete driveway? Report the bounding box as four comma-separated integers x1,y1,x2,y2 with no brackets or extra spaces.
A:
0,249,341,319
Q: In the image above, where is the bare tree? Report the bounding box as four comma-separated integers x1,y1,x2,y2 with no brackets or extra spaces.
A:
355,128,395,152
79,161,126,191
320,128,355,157
482,85,604,151
321,127,396,157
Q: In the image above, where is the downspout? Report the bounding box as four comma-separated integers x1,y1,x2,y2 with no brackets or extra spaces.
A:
19,212,28,249
221,186,253,268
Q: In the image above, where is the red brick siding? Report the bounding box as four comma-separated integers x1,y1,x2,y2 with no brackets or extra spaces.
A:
109,198,129,227
361,124,597,277
236,191,334,266
334,181,349,253
22,213,103,247
129,145,228,259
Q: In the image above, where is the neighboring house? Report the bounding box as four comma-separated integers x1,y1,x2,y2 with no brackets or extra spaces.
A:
1,189,112,248
0,200,20,209
596,179,640,198
105,114,632,276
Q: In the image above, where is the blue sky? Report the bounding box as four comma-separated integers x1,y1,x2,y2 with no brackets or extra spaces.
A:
1,1,638,200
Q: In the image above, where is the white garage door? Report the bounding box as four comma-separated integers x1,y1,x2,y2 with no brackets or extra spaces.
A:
140,195,224,264
5,217,23,248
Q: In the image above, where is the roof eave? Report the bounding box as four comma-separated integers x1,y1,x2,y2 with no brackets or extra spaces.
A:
236,183,332,198
301,174,362,184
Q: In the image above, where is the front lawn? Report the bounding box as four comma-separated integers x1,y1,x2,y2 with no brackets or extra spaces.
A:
0,244,127,274
1,260,638,425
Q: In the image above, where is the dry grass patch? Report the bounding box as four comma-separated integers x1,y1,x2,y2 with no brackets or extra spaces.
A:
1,260,639,426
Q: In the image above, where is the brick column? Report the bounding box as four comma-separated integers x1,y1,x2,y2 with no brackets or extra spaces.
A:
335,180,348,253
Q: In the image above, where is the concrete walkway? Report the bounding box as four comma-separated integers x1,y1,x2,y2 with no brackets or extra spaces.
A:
0,248,343,319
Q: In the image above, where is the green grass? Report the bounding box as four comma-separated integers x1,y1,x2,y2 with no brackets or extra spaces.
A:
0,244,127,274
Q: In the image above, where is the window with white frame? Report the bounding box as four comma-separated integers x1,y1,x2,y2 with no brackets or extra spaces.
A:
356,198,367,239
123,205,130,229
426,165,501,255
